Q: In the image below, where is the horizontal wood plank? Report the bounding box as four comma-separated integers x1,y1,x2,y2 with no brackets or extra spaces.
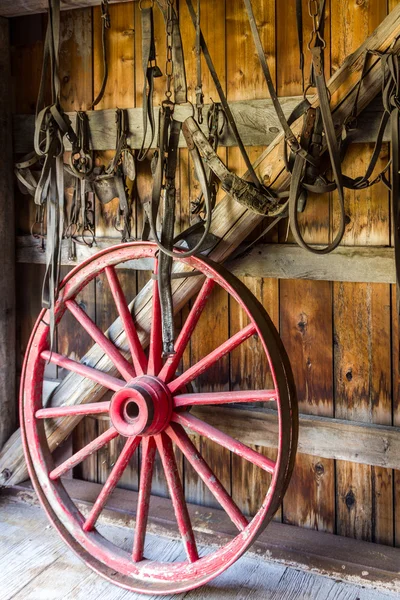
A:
189,406,400,470
17,236,395,284
0,0,132,18
4,480,400,594
228,244,396,283
12,97,387,153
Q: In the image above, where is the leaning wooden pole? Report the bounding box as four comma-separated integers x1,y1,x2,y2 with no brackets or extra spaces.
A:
1,5,400,486
0,17,16,453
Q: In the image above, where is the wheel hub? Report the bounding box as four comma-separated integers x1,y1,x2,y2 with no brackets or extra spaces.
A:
110,375,173,437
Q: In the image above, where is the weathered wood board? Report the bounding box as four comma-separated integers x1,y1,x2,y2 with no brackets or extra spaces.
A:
0,17,16,451
3,486,400,596
0,0,133,18
12,95,390,153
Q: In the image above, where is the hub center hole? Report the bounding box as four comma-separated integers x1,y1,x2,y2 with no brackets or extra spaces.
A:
124,401,140,421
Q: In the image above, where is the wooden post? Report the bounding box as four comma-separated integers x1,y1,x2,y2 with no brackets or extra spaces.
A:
0,17,16,451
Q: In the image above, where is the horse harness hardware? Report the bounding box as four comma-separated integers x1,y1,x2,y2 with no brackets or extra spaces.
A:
15,0,400,355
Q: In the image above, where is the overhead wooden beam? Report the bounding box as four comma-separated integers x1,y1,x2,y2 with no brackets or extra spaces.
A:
16,236,396,284
12,96,387,153
2,5,400,488
0,18,16,451
0,0,132,18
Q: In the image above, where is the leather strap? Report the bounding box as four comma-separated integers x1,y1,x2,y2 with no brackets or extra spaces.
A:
185,0,264,191
90,0,111,108
288,45,346,255
137,6,162,161
243,0,319,168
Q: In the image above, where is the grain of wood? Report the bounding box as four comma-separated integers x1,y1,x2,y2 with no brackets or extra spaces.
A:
11,14,47,383
1,494,398,598
331,0,393,547
12,96,394,154
0,17,16,451
188,405,400,471
276,0,335,535
17,237,398,284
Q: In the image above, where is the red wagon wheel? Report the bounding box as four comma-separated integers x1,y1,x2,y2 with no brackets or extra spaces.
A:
20,242,298,595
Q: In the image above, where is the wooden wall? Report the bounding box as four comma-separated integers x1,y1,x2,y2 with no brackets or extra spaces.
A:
11,0,399,548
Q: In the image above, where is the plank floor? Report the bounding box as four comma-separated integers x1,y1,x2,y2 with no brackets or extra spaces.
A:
0,496,396,600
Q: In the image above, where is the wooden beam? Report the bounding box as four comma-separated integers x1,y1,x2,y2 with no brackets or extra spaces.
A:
4,479,400,594
12,96,387,153
16,236,396,284
229,244,396,284
2,6,400,487
16,235,154,270
12,96,308,153
0,0,132,18
190,407,400,471
0,18,16,451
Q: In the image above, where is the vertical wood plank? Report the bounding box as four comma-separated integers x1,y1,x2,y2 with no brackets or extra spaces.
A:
57,8,97,480
11,15,46,376
331,0,393,547
277,0,335,534
280,280,335,533
0,17,16,449
179,0,232,508
92,2,139,491
224,0,280,519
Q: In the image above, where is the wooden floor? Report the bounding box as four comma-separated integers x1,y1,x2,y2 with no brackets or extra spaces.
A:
0,496,397,600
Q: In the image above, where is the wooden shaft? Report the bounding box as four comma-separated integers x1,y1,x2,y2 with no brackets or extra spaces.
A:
0,17,16,452
1,6,400,486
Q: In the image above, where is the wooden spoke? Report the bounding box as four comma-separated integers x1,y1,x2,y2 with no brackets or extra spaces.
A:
132,437,157,562
174,389,277,408
66,299,136,382
36,401,110,420
49,427,119,480
105,266,148,376
167,424,248,531
173,412,276,474
83,436,140,532
41,350,125,392
155,432,199,563
169,323,256,394
158,278,216,383
147,261,163,376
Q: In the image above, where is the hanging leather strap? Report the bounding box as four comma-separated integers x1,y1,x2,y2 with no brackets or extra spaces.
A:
195,0,204,124
289,45,346,255
185,0,265,192
90,0,111,108
137,5,162,161
243,0,319,168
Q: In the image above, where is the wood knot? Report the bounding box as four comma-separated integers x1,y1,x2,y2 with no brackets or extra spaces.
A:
297,313,308,334
345,368,353,382
314,462,324,476
345,214,351,226
1,468,11,483
345,489,356,509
